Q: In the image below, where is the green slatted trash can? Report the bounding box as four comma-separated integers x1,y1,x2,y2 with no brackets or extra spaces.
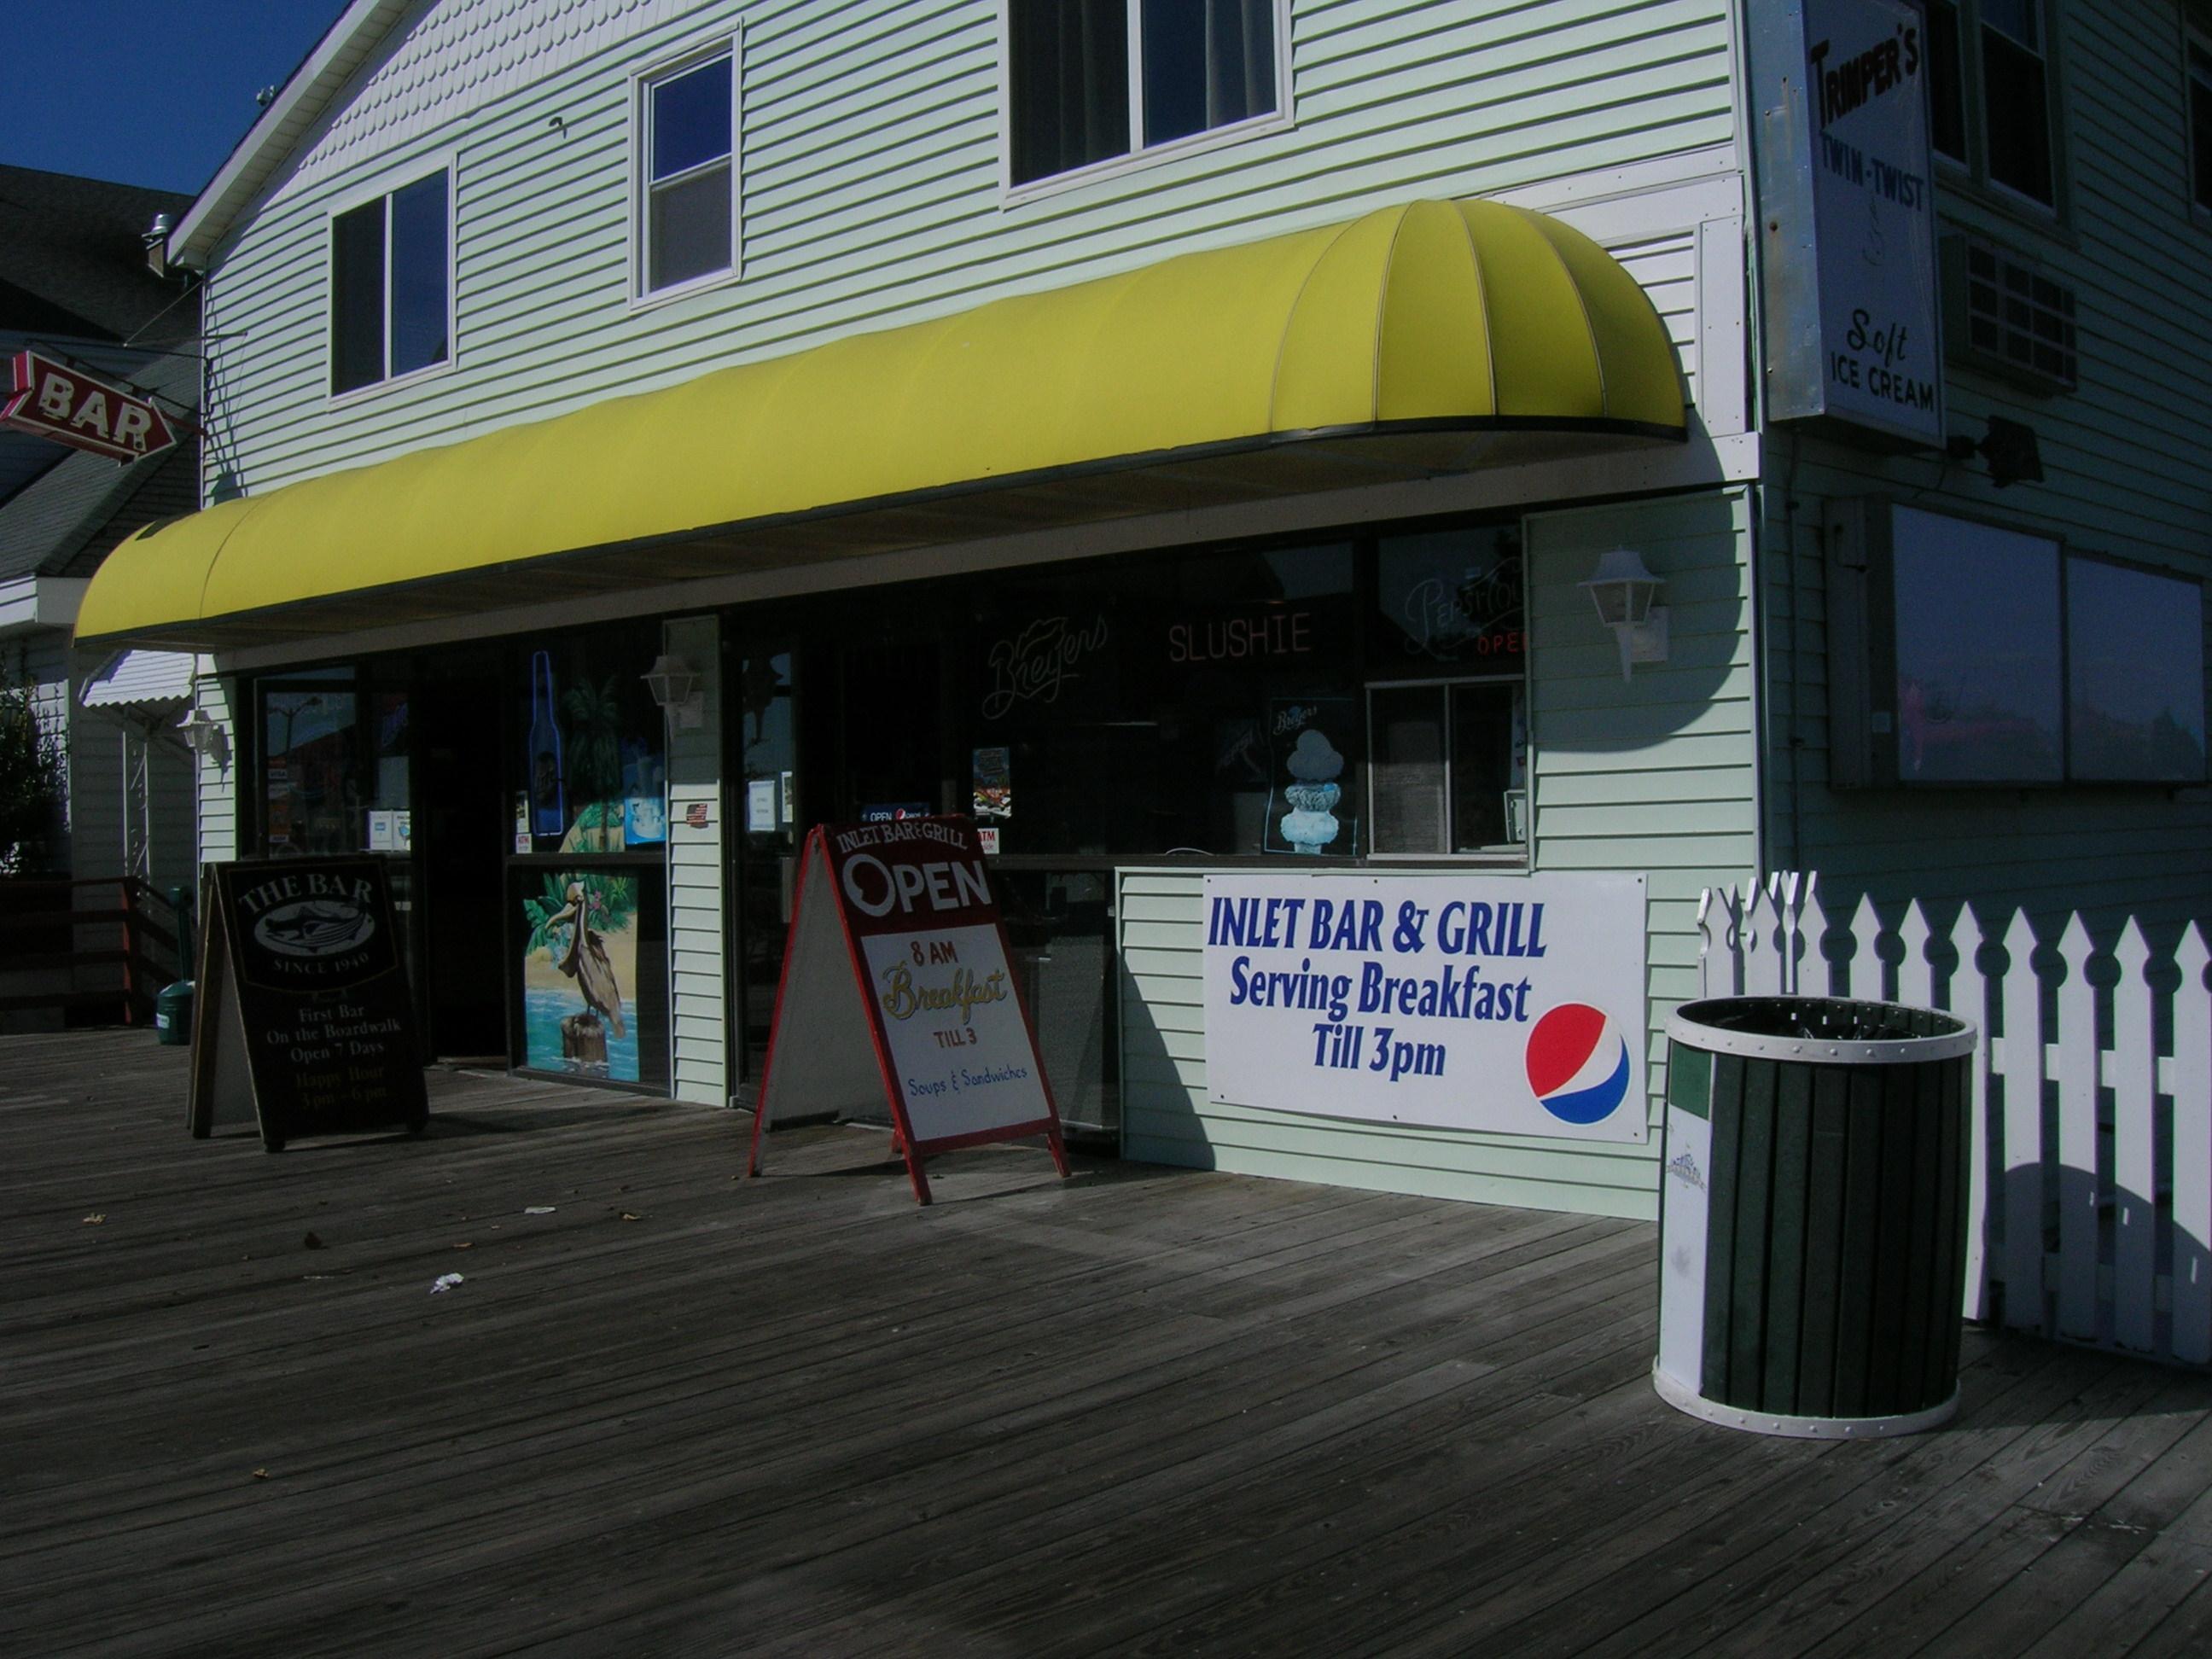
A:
1655,996,1976,1439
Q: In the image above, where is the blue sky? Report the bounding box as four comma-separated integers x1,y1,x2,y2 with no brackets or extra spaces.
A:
0,3,351,195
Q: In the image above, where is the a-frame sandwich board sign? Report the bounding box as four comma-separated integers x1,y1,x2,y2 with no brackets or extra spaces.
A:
746,815,1069,1205
188,856,429,1153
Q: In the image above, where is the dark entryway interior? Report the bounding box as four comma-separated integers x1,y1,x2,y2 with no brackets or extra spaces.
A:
415,660,507,1059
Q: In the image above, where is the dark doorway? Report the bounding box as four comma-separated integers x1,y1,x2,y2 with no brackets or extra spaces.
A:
415,658,509,1060
834,638,946,819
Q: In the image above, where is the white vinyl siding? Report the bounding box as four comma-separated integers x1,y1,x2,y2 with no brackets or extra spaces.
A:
195,0,1736,503
662,614,726,1104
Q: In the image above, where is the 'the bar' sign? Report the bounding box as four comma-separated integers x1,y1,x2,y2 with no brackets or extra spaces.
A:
3,350,178,463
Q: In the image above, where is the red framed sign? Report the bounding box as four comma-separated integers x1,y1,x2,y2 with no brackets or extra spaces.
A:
3,350,178,463
746,815,1068,1204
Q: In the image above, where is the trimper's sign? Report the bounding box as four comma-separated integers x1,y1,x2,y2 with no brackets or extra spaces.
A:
1202,871,1648,1142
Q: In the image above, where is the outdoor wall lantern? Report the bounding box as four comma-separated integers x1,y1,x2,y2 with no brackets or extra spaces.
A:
1580,547,1669,680
642,653,705,729
175,705,230,768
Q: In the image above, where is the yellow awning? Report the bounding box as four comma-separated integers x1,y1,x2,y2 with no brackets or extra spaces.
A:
79,197,1684,648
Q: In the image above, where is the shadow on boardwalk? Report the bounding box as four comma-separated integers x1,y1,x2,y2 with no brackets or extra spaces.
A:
4,1028,2211,1656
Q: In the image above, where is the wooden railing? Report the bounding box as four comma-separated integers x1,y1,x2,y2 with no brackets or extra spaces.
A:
0,876,189,1027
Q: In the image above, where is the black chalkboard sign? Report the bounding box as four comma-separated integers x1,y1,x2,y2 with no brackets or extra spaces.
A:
188,857,428,1152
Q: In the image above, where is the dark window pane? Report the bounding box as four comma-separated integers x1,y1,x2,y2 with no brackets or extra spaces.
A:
1009,0,1129,184
1447,682,1521,852
650,162,732,290
1982,29,2052,202
1374,527,1523,672
1981,0,2040,49
2066,559,2209,783
1144,0,1276,146
332,201,385,393
1927,2,1965,161
262,689,359,853
389,172,449,376
653,57,731,180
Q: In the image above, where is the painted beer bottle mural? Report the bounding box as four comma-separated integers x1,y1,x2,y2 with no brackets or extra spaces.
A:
527,649,567,838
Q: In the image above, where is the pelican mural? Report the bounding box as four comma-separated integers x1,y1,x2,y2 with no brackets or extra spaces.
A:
521,871,641,1080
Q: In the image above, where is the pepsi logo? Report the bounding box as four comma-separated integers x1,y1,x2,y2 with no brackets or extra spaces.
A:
1525,1004,1632,1126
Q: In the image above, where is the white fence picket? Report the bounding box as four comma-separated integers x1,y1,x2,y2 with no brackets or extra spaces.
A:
1798,876,1832,998
2053,917,2100,1343
1693,873,2209,1368
1845,893,1883,1003
2174,926,2212,1365
2111,923,2157,1353
1896,900,1934,1010
1953,900,1991,1326
1997,909,2046,1336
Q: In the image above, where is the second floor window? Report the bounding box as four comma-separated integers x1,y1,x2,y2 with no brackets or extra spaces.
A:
330,169,450,396
1928,0,2056,209
1008,0,1283,189
641,49,735,295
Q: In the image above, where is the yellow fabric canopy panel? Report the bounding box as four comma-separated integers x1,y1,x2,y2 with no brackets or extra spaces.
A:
79,197,1685,646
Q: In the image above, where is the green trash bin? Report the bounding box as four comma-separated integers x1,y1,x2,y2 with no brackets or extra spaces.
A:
154,981,194,1045
1656,995,1976,1439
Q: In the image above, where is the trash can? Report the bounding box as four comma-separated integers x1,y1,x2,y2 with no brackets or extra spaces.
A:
1655,995,1976,1439
154,981,194,1046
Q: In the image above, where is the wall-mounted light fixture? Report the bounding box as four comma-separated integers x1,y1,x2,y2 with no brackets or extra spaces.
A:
1945,415,2043,488
175,705,230,768
642,653,704,729
1580,548,1669,680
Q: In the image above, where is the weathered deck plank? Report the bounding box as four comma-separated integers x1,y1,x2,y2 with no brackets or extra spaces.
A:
3,1029,2209,1657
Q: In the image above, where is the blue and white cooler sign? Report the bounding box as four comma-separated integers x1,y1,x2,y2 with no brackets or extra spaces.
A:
1202,871,1648,1143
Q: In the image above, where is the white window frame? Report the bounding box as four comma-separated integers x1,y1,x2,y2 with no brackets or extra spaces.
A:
325,154,457,405
1362,672,1531,864
630,32,742,311
1928,0,2062,219
998,0,1295,204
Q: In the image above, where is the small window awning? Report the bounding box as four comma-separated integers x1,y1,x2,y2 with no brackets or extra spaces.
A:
77,197,1685,649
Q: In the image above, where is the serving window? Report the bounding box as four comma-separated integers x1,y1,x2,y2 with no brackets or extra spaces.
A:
1827,499,2209,787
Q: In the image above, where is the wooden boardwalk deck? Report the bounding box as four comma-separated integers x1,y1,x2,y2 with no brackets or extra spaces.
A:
4,1028,2212,1656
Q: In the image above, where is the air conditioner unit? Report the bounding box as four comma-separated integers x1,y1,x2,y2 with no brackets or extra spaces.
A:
1941,234,2077,392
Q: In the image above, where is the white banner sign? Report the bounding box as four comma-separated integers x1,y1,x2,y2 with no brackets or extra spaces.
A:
858,923,1050,1143
1202,871,1648,1142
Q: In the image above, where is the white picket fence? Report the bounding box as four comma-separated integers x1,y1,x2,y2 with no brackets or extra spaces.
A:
1694,872,2212,1367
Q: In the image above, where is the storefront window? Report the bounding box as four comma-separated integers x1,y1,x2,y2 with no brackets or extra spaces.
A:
958,540,1359,858
1374,526,1524,672
515,624,667,854
260,673,359,856
1367,527,1528,856
1366,680,1528,854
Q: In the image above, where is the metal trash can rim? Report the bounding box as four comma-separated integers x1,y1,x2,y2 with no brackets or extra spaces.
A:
1668,995,1976,1067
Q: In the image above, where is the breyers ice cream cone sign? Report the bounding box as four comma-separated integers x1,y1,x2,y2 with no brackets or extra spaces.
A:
1202,871,1648,1142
